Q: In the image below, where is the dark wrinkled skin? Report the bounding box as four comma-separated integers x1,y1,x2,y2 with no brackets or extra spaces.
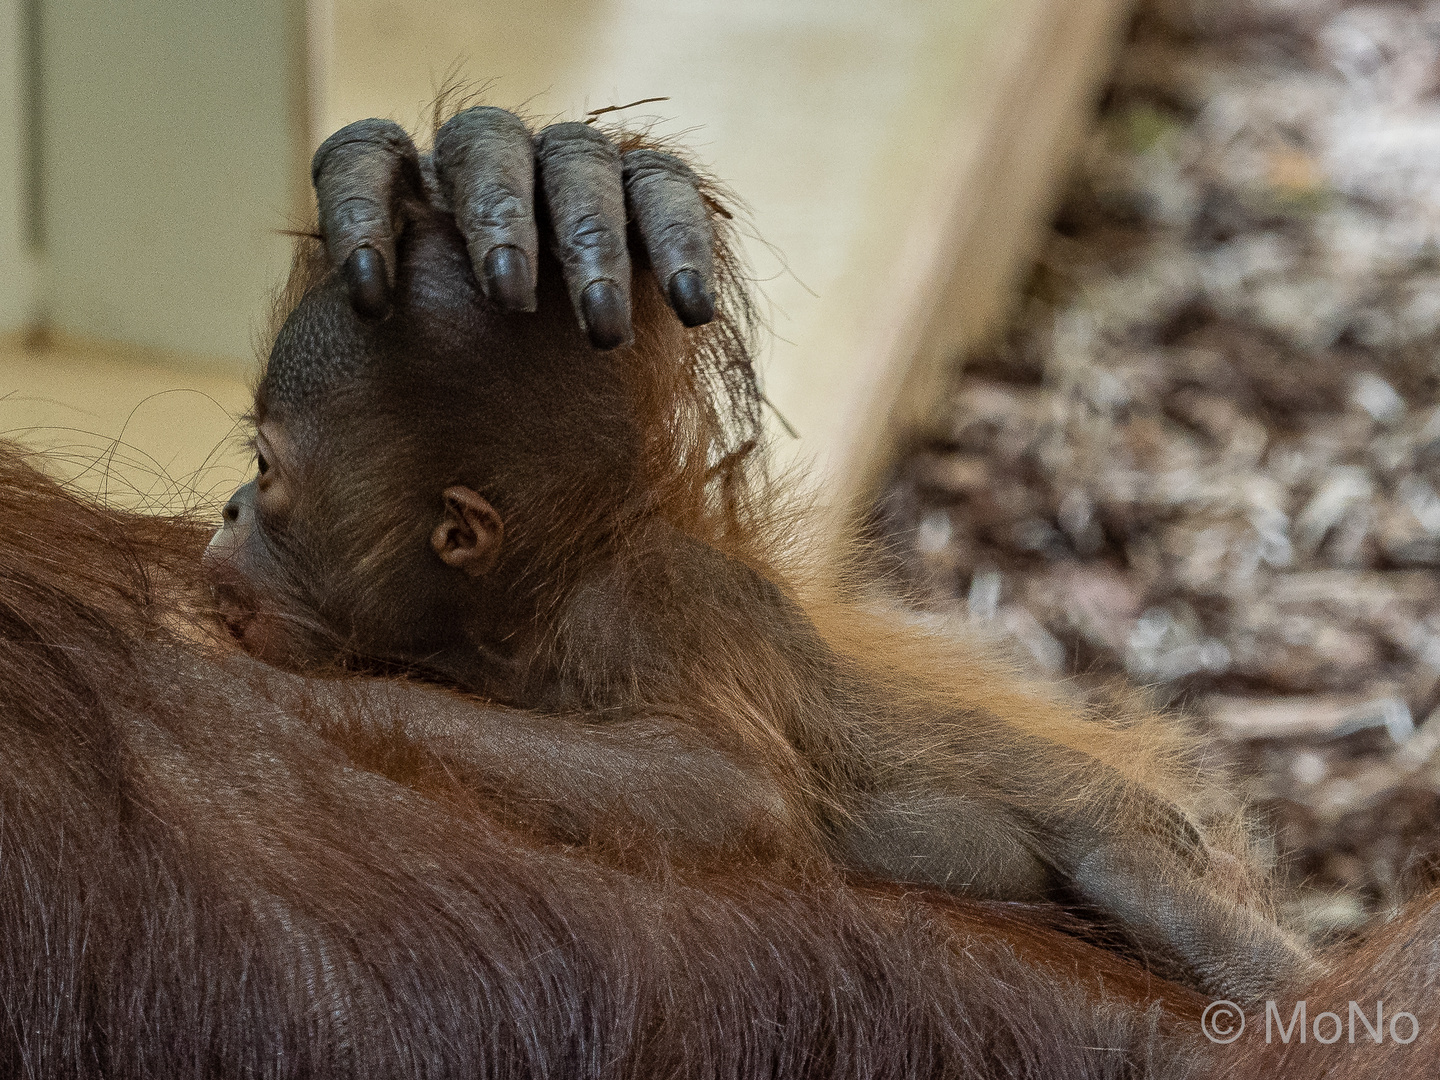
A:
310,107,715,346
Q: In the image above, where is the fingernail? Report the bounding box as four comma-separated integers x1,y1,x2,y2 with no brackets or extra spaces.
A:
667,268,715,327
344,246,391,321
581,280,631,349
482,246,536,312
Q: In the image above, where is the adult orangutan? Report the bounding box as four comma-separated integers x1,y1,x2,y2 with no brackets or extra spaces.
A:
202,105,1314,1003
5,437,1437,1075
0,445,1219,1078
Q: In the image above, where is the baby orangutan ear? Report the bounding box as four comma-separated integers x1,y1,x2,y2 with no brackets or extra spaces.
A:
431,486,504,577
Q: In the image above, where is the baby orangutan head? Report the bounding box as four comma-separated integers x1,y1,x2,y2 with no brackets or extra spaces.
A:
204,212,651,679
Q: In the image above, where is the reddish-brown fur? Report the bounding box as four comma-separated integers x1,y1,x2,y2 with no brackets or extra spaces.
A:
201,113,1317,1004
3,110,1438,1075
0,444,1227,1077
9,437,1440,1076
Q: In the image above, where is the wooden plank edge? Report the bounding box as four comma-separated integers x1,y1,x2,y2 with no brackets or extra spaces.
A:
818,0,1136,565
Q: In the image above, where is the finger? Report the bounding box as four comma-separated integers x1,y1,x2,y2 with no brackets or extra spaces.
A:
433,107,539,313
534,122,632,350
622,149,716,327
311,119,422,321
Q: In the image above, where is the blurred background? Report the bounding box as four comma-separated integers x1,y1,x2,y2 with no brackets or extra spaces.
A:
0,0,1120,516
6,0,1440,941
878,0,1440,939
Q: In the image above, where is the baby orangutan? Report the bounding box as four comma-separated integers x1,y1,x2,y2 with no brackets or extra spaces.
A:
205,106,1314,1001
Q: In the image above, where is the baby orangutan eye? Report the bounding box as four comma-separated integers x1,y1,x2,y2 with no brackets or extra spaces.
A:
254,431,279,483
248,427,295,521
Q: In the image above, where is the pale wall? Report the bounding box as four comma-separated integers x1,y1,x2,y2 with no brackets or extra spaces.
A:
0,0,308,510
38,0,304,364
0,0,35,333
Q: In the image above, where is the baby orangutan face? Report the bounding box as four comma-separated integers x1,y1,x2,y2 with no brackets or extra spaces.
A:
204,409,504,669
203,420,299,664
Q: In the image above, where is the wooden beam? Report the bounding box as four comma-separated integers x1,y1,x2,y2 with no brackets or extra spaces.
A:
32,0,305,364
820,0,1135,553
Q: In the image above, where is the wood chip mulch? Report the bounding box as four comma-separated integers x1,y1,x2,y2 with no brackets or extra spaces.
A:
876,0,1440,938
